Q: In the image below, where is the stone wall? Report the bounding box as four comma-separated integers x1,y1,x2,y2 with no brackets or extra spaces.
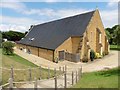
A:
16,44,54,61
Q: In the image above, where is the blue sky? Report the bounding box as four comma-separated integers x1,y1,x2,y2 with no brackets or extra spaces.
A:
0,1,118,32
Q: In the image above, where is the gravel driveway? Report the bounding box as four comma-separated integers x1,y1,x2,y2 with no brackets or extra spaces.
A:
14,49,119,88
15,49,118,72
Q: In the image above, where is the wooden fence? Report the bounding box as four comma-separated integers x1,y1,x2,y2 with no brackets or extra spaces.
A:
59,51,80,62
1,65,82,89
1,66,63,83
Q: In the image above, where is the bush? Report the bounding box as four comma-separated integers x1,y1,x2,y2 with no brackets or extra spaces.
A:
90,50,95,61
2,41,15,55
95,53,102,59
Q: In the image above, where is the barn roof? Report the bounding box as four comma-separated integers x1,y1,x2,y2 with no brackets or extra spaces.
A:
18,10,95,50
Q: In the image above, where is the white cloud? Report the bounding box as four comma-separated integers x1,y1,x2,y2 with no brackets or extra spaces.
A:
0,15,41,25
0,24,27,32
54,9,91,18
23,8,118,28
0,8,118,32
0,1,118,32
0,15,44,32
107,0,118,9
0,1,27,13
24,8,91,18
44,0,58,2
100,9,118,28
24,8,55,16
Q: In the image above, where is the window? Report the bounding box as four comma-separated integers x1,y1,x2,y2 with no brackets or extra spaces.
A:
99,33,102,43
87,41,89,45
97,28,102,44
91,31,92,43
29,38,34,41
31,38,34,41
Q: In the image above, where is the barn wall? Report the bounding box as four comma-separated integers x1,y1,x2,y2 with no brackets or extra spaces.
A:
54,37,72,59
54,36,81,60
71,36,81,54
79,33,90,61
16,43,26,49
16,44,54,61
86,9,109,53
80,9,109,61
38,48,54,61
26,46,38,56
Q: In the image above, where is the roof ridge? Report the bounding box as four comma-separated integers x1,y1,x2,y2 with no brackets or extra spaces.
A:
35,10,96,27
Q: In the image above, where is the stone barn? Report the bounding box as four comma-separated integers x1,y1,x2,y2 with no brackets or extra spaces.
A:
16,9,109,62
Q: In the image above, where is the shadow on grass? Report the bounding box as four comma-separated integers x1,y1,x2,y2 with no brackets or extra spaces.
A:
2,52,15,56
95,68,120,77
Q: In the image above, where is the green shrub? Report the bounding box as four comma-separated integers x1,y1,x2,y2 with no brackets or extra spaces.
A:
2,41,15,55
95,53,102,59
90,50,95,61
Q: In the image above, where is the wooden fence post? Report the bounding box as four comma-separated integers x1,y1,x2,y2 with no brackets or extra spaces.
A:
76,71,77,83
29,67,32,81
59,66,61,72
34,78,37,89
63,66,64,73
81,66,82,78
39,66,42,80
65,65,67,73
72,71,74,85
10,66,14,81
54,75,57,90
8,78,13,88
48,67,50,79
54,68,56,76
78,68,80,80
64,71,67,88
54,68,57,90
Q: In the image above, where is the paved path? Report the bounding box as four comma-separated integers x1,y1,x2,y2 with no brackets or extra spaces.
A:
14,49,119,88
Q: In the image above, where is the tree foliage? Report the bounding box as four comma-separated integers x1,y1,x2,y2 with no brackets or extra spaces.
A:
2,31,25,41
0,31,2,47
2,41,15,55
105,25,120,45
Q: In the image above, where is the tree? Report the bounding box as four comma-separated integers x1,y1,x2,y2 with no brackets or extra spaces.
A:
105,30,112,44
2,31,25,41
113,25,120,45
105,25,120,45
2,41,15,55
0,31,2,47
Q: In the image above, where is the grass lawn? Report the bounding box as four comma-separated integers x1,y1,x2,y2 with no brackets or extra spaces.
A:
110,45,120,51
73,68,119,88
1,49,60,85
2,53,38,69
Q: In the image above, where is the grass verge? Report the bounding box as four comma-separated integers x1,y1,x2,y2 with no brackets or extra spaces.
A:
73,68,119,88
110,45,120,51
1,49,61,85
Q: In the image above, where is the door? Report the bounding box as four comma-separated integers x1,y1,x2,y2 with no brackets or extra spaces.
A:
59,50,65,60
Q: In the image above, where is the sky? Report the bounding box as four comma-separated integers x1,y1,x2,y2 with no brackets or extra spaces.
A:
0,0,119,33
